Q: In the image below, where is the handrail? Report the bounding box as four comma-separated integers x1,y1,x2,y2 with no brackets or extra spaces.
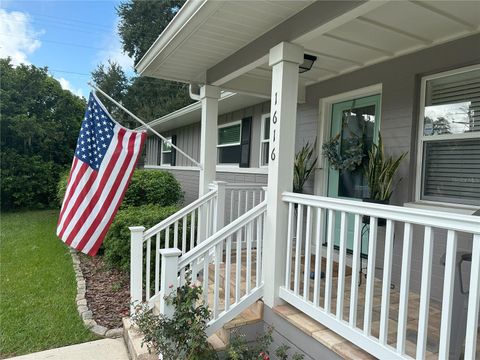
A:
143,189,217,240
225,183,267,189
178,200,267,268
282,192,480,234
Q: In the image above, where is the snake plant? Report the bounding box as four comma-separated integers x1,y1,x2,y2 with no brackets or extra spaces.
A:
363,134,407,202
293,141,318,193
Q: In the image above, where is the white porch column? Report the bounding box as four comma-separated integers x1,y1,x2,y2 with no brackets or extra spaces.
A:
199,85,221,195
263,42,303,308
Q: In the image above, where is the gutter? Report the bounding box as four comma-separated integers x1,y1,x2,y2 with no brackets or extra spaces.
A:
135,0,222,76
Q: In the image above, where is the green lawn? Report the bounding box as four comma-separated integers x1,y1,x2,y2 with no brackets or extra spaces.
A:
0,210,97,357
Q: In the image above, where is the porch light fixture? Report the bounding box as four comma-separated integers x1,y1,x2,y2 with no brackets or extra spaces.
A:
299,54,317,73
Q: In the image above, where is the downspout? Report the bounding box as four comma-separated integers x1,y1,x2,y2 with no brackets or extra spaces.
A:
189,83,201,101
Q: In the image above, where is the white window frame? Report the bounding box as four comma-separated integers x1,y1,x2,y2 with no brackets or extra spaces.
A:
160,136,172,166
259,113,270,167
415,64,480,208
217,121,242,164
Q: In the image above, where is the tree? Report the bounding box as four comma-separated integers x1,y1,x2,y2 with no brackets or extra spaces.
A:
91,60,131,127
117,0,185,66
115,0,193,122
0,58,85,210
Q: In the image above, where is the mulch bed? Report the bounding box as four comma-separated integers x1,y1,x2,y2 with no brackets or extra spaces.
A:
79,254,130,329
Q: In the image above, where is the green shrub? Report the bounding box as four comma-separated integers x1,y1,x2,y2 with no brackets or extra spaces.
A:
132,272,217,360
122,170,183,207
0,150,62,210
56,170,70,206
56,169,183,209
103,204,180,271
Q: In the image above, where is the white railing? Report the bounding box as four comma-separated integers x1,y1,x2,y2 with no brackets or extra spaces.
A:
129,181,266,313
159,200,267,335
224,183,266,224
130,186,219,311
280,192,480,360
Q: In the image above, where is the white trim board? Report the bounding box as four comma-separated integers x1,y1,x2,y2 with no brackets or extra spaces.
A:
314,84,383,197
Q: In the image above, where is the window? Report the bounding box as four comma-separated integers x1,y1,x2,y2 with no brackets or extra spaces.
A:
217,122,241,164
260,114,270,166
418,65,480,206
161,137,172,165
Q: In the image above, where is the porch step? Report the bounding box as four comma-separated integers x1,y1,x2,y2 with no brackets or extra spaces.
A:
273,305,376,360
123,300,263,359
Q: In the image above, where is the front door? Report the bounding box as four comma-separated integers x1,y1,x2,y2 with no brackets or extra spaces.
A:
327,94,381,255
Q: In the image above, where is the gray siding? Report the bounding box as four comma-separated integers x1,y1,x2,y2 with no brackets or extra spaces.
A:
303,34,480,301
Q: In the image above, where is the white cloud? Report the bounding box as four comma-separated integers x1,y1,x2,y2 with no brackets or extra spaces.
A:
0,9,42,65
57,77,84,98
96,19,134,75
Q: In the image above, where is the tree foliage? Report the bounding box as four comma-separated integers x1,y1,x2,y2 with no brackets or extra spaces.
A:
0,58,86,210
107,0,192,123
117,0,185,66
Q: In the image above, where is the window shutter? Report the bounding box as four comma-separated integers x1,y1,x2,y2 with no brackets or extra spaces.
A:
239,117,252,168
423,138,480,205
170,135,177,166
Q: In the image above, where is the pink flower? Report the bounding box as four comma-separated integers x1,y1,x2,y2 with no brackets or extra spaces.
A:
168,284,174,289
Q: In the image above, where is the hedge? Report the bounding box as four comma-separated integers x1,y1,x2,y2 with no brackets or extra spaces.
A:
56,169,184,208
103,204,180,271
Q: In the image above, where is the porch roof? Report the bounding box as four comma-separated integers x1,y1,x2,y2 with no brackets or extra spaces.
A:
137,92,264,133
136,0,480,96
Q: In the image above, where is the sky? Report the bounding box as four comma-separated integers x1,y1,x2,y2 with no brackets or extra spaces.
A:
0,0,135,99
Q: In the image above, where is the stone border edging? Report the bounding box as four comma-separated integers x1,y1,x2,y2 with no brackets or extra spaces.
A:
70,249,124,338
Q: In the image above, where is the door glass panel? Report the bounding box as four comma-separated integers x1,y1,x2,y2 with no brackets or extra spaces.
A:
338,104,376,199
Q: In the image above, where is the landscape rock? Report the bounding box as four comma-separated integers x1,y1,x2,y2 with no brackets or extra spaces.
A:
91,324,108,336
105,328,124,338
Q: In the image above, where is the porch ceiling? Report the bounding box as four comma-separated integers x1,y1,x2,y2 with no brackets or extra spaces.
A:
137,0,480,91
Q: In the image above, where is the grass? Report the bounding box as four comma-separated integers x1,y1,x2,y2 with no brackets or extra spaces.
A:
0,210,97,357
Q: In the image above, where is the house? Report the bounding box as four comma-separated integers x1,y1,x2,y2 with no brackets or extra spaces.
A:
127,1,480,359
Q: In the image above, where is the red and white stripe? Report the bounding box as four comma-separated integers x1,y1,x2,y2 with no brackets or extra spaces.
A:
57,126,146,255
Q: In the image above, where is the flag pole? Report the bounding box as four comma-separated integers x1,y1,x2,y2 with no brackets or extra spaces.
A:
88,82,203,170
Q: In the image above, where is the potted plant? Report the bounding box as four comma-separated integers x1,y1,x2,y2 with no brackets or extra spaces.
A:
362,133,407,225
293,141,317,194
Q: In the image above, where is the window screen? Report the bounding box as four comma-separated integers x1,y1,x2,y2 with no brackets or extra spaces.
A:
420,67,480,205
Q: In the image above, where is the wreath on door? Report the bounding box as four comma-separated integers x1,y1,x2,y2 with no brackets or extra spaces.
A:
322,133,365,171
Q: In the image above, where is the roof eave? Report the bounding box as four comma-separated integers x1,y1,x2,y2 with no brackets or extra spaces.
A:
135,0,221,78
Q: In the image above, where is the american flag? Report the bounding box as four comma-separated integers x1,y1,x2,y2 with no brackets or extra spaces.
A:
57,92,147,255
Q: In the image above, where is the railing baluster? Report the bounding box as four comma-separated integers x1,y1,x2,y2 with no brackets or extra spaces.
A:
146,237,151,301
294,204,304,295
438,230,458,358
245,190,248,214
397,222,413,354
237,190,242,218
324,209,335,313
337,211,348,320
173,221,178,249
155,233,160,294
203,251,209,305
364,216,378,335
230,190,234,223
256,215,262,288
465,234,480,359
253,190,256,208
165,227,170,249
246,222,252,294
379,219,394,345
349,214,361,327
205,200,210,238
190,209,196,249
225,236,232,312
313,207,323,307
182,216,187,254
235,229,242,303
416,226,434,359
285,202,294,289
303,206,312,301
213,244,220,319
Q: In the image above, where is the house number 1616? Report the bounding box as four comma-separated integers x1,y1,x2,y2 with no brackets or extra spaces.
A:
270,92,278,162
